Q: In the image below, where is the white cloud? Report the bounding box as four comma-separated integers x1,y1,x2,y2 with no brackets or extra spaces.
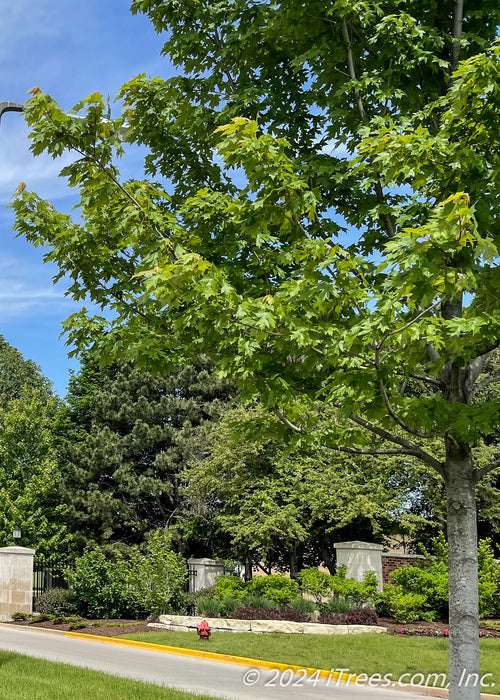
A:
0,256,73,321
0,121,75,204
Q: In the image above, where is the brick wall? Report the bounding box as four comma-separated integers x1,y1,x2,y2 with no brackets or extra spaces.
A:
381,553,424,586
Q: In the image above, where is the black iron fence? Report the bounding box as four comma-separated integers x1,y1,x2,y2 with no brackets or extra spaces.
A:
184,564,197,593
32,555,75,607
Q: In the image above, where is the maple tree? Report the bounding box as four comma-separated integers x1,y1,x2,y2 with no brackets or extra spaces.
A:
11,2,500,697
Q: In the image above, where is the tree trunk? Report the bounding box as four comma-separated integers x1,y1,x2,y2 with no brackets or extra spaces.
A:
244,551,253,582
289,545,299,580
321,546,335,575
445,440,480,700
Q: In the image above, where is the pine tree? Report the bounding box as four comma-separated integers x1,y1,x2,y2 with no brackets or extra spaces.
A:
58,356,235,551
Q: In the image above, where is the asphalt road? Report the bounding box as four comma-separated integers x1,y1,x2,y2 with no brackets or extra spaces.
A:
0,625,434,699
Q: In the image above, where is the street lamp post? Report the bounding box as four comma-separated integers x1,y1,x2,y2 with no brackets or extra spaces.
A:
0,102,24,128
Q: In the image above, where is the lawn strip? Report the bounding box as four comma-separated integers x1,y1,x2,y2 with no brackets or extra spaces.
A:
119,630,500,695
0,649,218,700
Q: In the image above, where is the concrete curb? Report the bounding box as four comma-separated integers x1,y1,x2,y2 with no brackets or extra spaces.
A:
65,632,499,699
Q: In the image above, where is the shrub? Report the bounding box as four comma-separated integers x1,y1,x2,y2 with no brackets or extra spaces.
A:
11,612,29,621
29,614,54,623
345,608,378,626
232,606,309,622
185,586,216,615
390,562,448,619
298,569,332,602
246,575,299,606
128,530,188,616
376,585,435,623
380,537,500,621
67,549,136,619
67,532,188,619
213,575,246,601
68,621,88,630
478,539,500,618
318,611,348,625
34,588,78,617
329,567,379,606
299,566,378,608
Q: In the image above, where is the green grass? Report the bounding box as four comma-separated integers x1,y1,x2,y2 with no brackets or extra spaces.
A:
120,631,500,694
0,650,217,700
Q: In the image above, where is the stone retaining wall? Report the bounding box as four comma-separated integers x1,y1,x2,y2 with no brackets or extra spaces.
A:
154,614,386,635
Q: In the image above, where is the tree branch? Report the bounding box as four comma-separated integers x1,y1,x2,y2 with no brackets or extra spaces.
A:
270,404,445,477
470,374,500,399
348,415,445,476
474,457,500,482
339,19,395,239
450,0,464,77
272,408,306,434
379,301,441,352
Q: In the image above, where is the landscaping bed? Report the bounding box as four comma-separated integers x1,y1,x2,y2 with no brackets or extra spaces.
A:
6,614,500,639
3,617,153,637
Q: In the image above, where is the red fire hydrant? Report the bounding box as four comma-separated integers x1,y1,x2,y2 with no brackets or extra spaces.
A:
196,620,211,641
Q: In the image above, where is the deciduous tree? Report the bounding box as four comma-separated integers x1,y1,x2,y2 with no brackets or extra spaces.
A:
12,3,500,697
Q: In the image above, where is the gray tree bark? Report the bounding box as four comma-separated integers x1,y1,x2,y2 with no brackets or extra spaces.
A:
445,440,480,700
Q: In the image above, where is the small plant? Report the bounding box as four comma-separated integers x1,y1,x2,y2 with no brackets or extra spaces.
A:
196,596,221,617
321,595,354,615
242,593,277,609
185,586,216,615
218,596,239,617
317,608,378,626
29,614,54,623
11,612,29,621
68,620,88,631
318,611,347,625
290,597,316,614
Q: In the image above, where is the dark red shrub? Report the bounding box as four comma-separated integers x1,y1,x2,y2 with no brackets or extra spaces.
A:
318,612,347,625
345,608,378,625
318,608,378,626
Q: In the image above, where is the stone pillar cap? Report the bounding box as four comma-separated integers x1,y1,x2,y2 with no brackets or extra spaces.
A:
0,546,36,555
187,557,224,565
334,541,384,551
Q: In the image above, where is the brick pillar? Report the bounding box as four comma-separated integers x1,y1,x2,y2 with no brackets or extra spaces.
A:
0,546,35,620
334,541,384,591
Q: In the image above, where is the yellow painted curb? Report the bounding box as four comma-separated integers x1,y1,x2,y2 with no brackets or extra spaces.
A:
64,631,354,685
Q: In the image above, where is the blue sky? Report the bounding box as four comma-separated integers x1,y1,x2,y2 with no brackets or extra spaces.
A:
0,0,173,396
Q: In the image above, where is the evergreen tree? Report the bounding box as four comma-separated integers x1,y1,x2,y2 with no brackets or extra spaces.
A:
58,356,235,551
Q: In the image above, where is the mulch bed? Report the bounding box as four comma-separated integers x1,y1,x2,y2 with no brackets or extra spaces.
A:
5,619,155,637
